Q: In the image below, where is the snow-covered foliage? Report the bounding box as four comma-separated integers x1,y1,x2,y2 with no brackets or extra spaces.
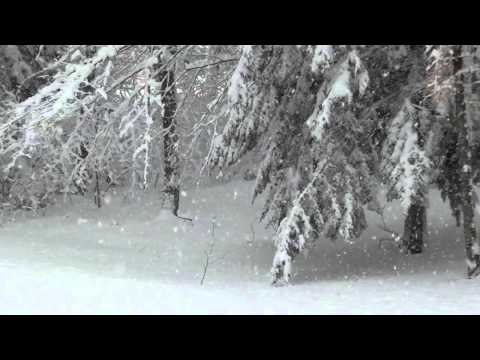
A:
210,44,480,284
210,45,275,168
0,45,236,211
382,99,431,210
210,46,376,284
310,45,333,73
307,50,369,142
3,44,480,286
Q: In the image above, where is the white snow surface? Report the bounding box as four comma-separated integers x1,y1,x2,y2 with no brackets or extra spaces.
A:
0,180,479,314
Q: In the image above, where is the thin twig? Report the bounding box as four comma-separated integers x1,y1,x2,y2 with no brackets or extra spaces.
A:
200,218,217,285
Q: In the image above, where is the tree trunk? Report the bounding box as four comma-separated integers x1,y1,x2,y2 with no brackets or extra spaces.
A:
403,203,426,254
154,49,180,216
77,49,99,205
94,170,101,208
453,45,480,277
401,46,429,255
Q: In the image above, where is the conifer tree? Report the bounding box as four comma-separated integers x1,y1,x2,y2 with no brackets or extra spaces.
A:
429,45,480,277
381,45,432,254
211,45,374,284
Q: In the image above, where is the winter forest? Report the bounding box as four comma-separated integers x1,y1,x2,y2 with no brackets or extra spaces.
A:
1,44,480,314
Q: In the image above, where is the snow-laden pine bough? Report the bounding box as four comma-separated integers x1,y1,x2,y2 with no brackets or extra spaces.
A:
209,45,480,285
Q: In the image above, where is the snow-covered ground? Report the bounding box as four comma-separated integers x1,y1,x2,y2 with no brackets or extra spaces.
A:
0,180,479,314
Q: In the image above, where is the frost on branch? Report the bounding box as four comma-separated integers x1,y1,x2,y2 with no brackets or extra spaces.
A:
307,50,369,142
210,45,276,168
271,155,369,285
13,45,120,128
310,45,334,74
382,99,431,210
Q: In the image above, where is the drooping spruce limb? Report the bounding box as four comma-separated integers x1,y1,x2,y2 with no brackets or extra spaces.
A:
468,263,480,279
271,246,297,286
271,265,289,287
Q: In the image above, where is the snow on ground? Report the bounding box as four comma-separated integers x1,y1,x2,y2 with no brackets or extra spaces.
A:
0,180,479,314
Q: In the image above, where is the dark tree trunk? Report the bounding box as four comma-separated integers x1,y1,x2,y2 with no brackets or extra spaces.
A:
154,49,180,216
452,45,480,277
94,171,102,208
403,203,426,254
401,46,429,255
76,47,99,203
